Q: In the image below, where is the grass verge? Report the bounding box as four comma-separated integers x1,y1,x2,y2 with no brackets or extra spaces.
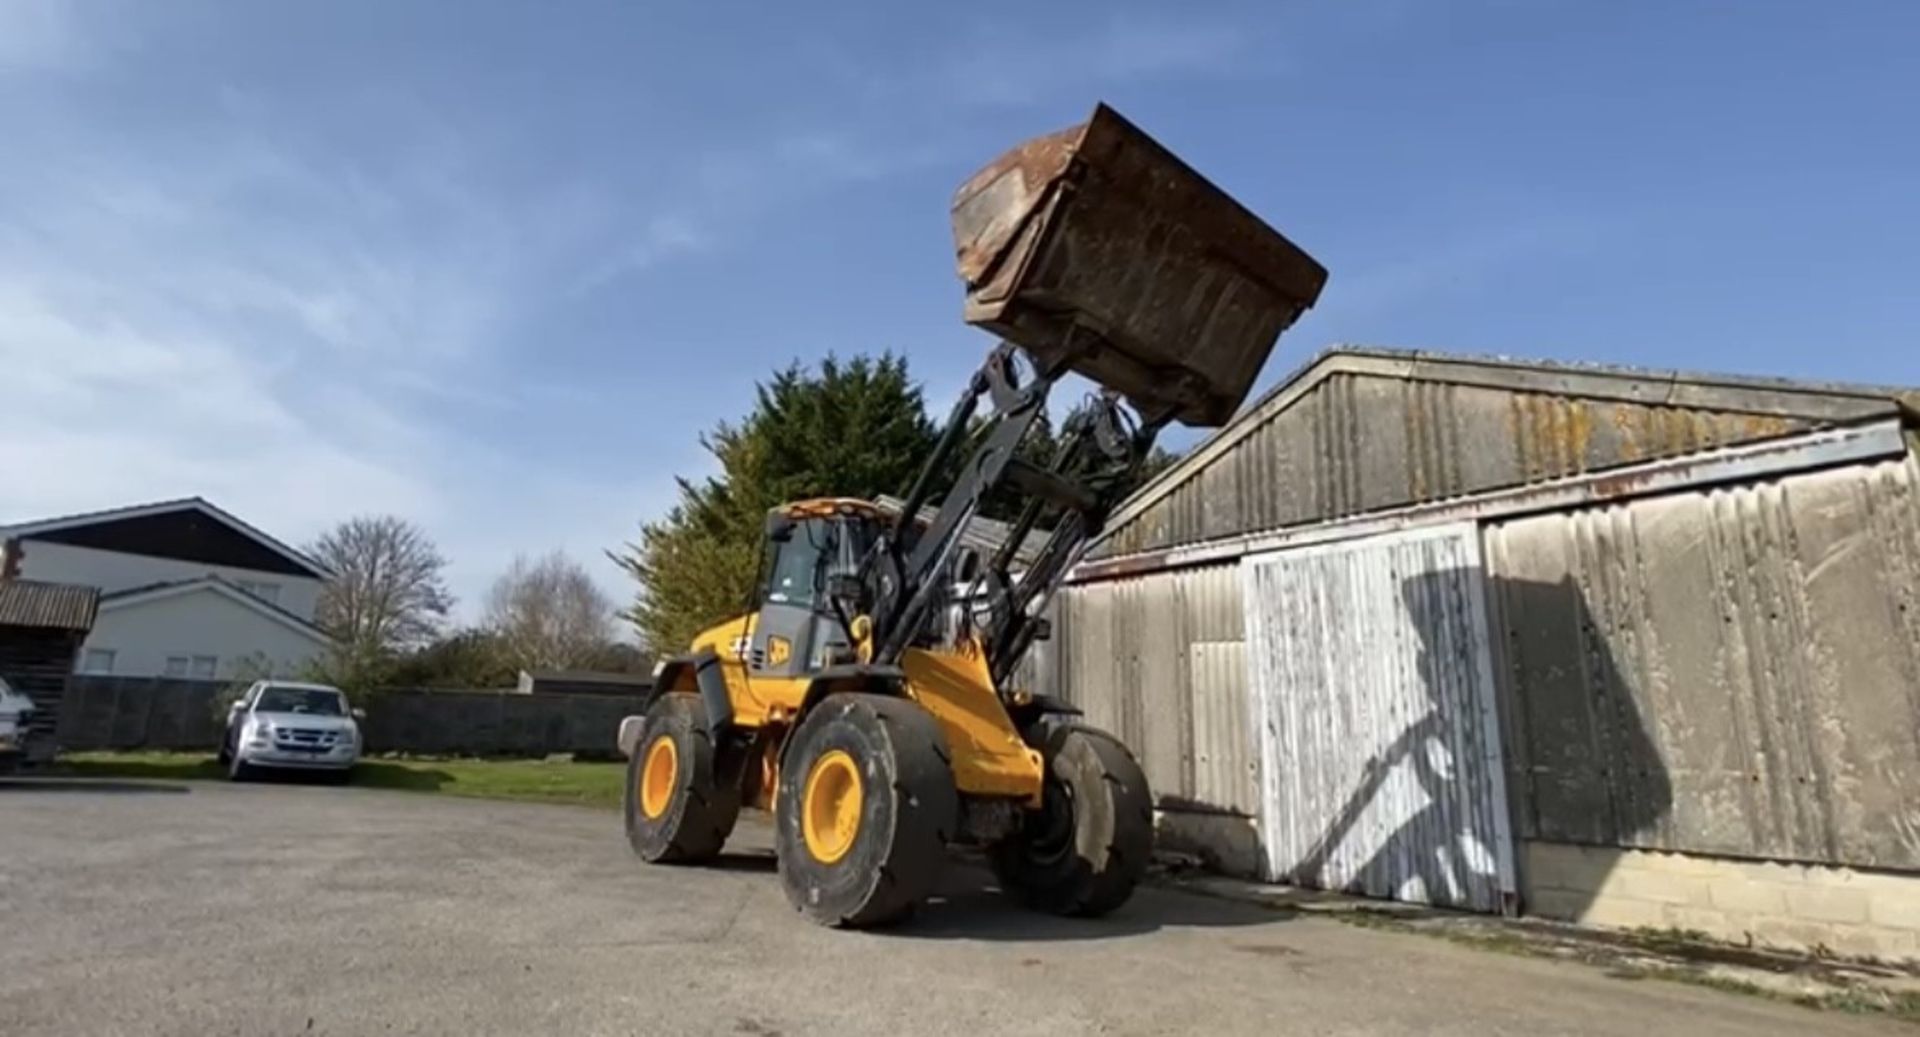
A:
50,750,628,809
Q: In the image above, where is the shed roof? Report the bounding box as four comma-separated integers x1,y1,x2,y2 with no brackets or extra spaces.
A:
873,495,1049,566
1090,346,1916,562
0,579,101,632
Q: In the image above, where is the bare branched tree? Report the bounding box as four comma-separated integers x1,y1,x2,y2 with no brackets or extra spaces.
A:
485,550,615,671
309,515,454,691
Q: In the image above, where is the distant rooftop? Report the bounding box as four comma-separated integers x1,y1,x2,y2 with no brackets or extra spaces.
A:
0,579,101,632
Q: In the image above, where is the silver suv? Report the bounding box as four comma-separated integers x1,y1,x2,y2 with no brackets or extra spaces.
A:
0,675,35,774
219,681,363,782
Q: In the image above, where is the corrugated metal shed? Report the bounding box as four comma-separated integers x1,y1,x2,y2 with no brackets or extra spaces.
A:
1092,348,1908,562
0,579,100,632
1485,448,1920,870
1242,526,1514,911
1054,564,1255,816
1036,345,1920,904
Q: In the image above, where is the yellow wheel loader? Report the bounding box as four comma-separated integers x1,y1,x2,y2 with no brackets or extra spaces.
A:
619,103,1328,927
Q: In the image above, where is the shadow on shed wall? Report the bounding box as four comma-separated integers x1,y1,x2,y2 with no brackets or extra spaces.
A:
1278,570,1671,918
1483,574,1674,920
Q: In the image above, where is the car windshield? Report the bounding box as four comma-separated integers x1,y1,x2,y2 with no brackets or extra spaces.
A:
255,687,346,715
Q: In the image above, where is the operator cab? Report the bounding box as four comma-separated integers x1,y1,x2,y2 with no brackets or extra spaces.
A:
750,499,887,677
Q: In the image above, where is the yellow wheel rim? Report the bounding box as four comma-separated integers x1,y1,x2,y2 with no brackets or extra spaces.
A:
801,749,863,864
639,736,678,819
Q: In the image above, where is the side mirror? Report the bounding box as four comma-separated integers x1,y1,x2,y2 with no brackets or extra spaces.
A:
351,708,367,722
953,548,982,585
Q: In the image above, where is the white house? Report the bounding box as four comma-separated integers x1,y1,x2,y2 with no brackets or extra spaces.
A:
0,498,333,680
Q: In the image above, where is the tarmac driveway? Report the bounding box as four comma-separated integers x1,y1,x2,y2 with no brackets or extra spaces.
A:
0,777,1900,1036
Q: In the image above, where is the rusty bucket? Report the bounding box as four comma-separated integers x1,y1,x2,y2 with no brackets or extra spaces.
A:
952,104,1328,428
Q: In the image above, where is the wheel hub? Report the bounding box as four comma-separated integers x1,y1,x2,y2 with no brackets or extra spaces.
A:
639,735,678,819
1022,776,1077,868
801,749,863,864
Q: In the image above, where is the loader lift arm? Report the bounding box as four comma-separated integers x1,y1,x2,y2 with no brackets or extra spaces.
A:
859,340,1166,692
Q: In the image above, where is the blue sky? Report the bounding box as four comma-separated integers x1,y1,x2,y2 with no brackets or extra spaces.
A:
3,1,1915,619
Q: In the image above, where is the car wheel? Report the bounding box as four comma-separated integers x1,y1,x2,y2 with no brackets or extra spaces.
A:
227,748,252,782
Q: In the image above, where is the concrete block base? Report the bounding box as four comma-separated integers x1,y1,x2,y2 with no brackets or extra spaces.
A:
1523,841,1920,962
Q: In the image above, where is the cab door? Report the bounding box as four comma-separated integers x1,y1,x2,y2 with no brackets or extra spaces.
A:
749,516,829,679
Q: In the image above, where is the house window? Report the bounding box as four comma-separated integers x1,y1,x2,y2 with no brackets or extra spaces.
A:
82,649,116,674
164,656,190,678
236,581,281,606
190,655,218,679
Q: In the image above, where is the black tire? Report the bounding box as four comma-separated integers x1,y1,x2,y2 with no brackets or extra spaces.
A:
227,750,252,782
992,723,1153,918
624,693,740,863
775,694,957,928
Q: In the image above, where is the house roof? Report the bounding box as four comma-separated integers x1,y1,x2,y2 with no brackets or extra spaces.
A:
0,579,101,632
1,497,330,579
99,575,332,644
1090,345,1919,560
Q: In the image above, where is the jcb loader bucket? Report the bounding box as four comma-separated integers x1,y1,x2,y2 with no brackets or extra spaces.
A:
951,104,1328,428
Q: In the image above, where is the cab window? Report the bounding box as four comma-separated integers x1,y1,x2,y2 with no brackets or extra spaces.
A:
765,519,831,607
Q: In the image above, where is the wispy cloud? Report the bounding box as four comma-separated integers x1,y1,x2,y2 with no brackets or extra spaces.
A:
1318,215,1615,321
938,13,1258,107
0,60,681,614
1,4,1268,622
573,127,948,298
0,0,90,73
570,214,711,298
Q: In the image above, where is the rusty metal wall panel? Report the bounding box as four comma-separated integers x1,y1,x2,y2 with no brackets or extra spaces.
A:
1243,526,1516,912
1486,450,1920,870
1051,565,1249,813
1095,370,1825,561
1077,422,1907,584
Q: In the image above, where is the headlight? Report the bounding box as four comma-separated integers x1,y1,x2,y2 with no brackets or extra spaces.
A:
250,723,274,741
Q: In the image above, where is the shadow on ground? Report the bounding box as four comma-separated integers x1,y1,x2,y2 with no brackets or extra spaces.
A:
704,850,780,874
883,858,1290,942
341,762,454,791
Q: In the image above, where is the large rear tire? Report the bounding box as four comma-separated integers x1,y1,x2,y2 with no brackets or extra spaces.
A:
992,723,1153,918
775,693,958,928
624,693,740,863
